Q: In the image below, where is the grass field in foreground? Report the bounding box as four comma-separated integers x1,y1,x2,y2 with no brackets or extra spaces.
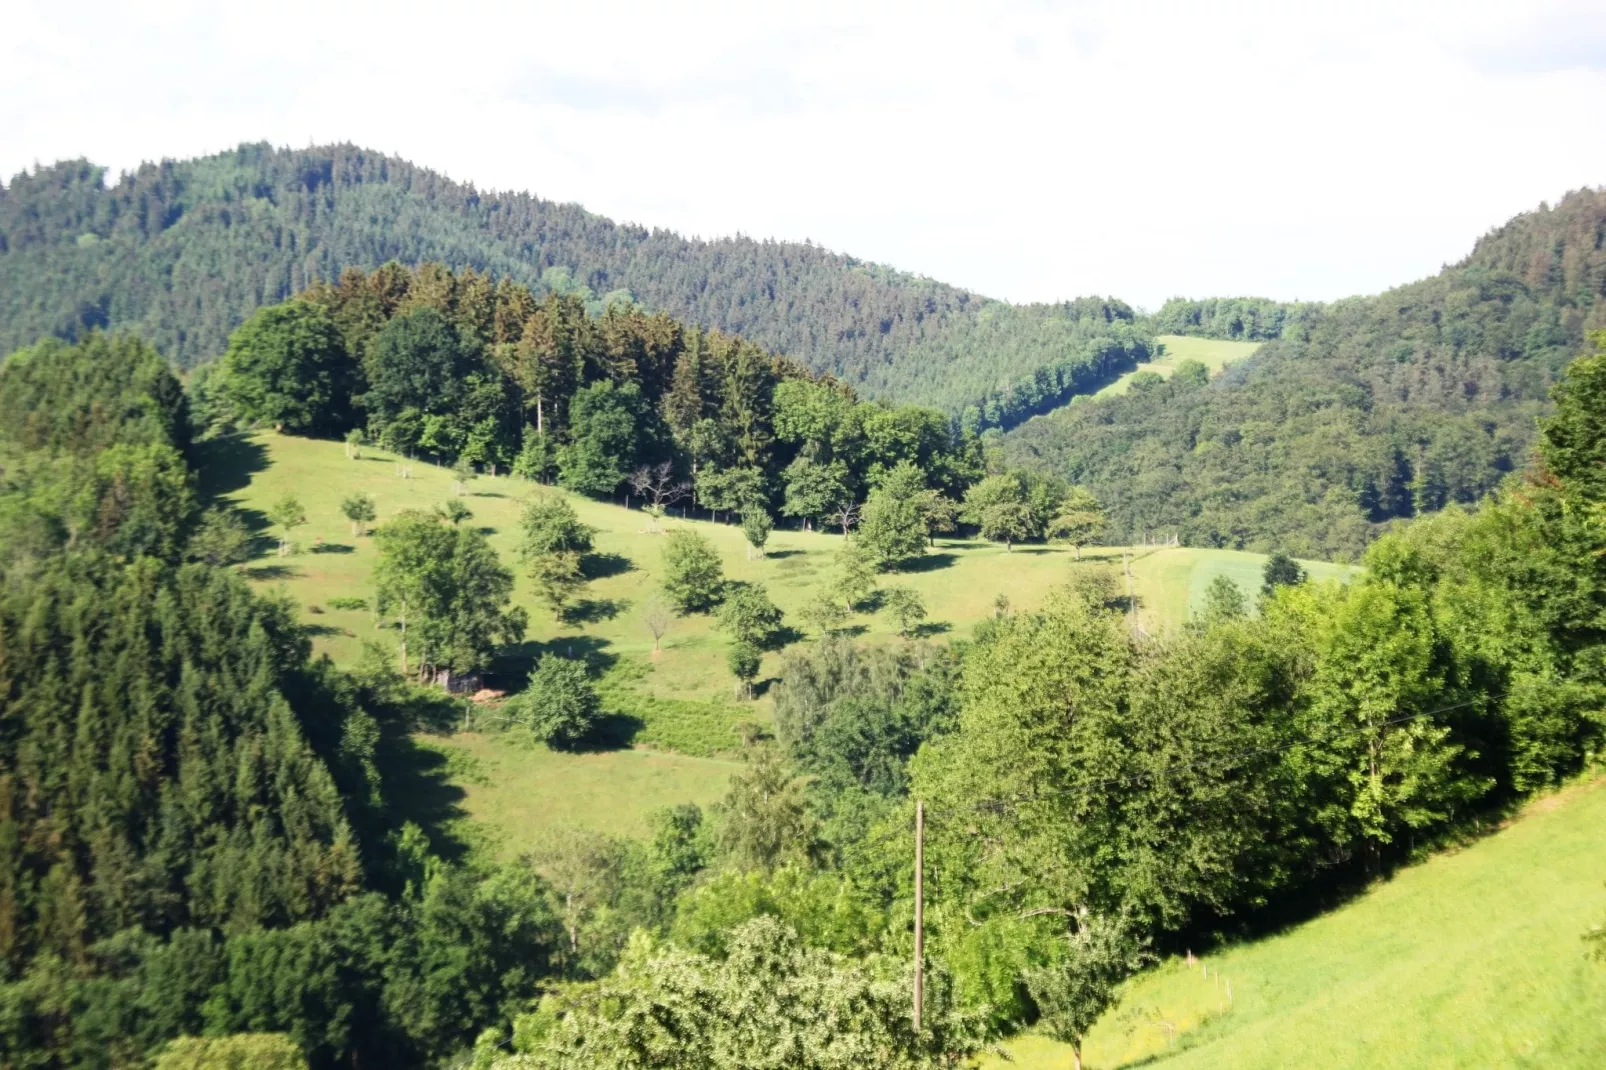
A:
1095,334,1261,399
200,431,1355,841
983,774,1606,1069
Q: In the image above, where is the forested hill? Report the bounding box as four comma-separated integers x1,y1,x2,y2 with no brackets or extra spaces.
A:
0,142,1148,431
1003,187,1606,561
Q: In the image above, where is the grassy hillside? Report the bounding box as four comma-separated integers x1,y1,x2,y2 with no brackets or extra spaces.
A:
984,774,1606,1068
1092,334,1259,398
0,145,1146,430
204,432,1349,845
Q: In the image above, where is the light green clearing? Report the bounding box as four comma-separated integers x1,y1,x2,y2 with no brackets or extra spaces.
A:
1094,334,1261,399
1133,546,1360,631
411,733,739,851
984,775,1606,1068
204,432,1354,842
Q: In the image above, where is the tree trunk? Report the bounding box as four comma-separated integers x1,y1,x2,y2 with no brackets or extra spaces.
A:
1073,1040,1083,1070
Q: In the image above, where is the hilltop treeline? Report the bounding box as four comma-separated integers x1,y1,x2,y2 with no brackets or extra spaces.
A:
1005,187,1606,559
1152,295,1317,340
202,262,990,516
0,143,1150,431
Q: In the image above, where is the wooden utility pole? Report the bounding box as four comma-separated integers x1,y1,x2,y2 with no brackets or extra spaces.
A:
913,799,925,1033
1123,547,1135,637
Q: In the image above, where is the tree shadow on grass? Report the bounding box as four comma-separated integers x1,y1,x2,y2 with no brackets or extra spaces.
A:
242,563,298,581
567,711,646,753
310,542,355,554
769,625,807,650
582,551,635,580
375,731,472,864
911,621,952,639
764,549,805,560
472,490,510,498
193,433,269,502
891,552,959,574
302,622,352,638
494,634,619,685
563,597,629,625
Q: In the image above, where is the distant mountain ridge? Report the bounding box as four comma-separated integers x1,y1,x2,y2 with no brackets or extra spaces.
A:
0,142,1148,430
1003,186,1606,559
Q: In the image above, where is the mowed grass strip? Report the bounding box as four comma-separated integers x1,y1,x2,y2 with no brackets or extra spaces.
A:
984,775,1606,1069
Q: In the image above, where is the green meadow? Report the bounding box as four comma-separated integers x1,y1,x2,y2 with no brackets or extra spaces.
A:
202,430,1352,843
984,774,1606,1068
1095,333,1262,398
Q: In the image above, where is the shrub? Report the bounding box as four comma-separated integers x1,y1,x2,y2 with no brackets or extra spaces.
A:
510,656,601,748
717,583,786,650
661,528,725,612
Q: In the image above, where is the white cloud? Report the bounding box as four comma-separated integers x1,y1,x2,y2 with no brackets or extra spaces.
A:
4,0,1605,308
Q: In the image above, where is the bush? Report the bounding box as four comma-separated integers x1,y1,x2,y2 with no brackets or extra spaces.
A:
728,641,762,699
661,528,725,612
155,1034,307,1070
519,491,595,557
717,583,786,650
510,656,601,748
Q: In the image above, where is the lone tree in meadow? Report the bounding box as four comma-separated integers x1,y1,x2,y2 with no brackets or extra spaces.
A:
831,541,878,612
800,592,849,637
727,642,763,700
661,528,725,613
375,510,526,679
882,585,927,638
1047,486,1106,560
741,507,772,560
717,583,786,651
341,492,377,537
1262,551,1306,597
963,474,1037,551
437,499,473,526
1198,574,1247,623
642,594,674,653
630,461,690,532
856,480,927,569
518,490,596,621
509,655,602,748
268,493,306,556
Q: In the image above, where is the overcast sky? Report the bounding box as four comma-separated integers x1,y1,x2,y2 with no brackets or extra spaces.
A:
6,0,1606,309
